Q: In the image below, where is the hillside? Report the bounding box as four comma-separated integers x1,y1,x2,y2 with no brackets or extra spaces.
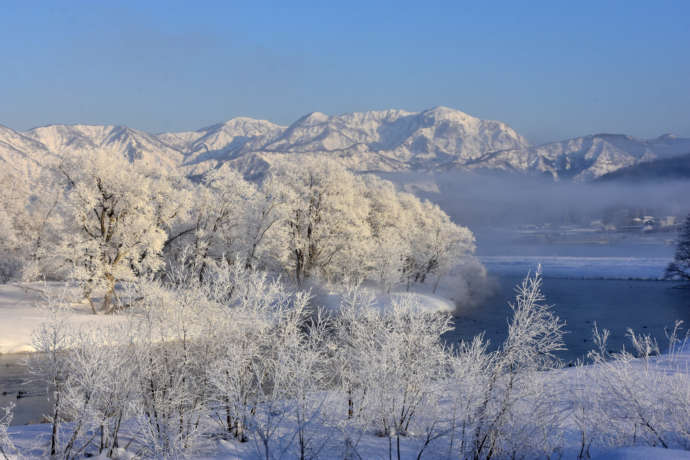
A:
471,133,690,181
597,151,690,182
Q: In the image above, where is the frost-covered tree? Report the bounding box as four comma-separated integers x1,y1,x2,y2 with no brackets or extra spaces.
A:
0,403,17,460
265,158,476,289
398,193,475,291
0,168,64,281
268,157,372,285
164,165,284,280
666,214,690,281
182,165,257,277
58,152,172,313
362,177,409,292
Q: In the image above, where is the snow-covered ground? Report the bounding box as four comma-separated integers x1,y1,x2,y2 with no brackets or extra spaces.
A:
5,345,690,459
0,283,129,354
7,427,689,460
0,282,456,356
589,447,690,459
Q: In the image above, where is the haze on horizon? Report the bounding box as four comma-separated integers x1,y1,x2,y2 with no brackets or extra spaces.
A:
1,0,689,145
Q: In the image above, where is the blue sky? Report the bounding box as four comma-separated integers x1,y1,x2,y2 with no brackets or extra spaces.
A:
1,1,689,144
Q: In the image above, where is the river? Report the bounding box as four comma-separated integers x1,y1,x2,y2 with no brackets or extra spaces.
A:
445,276,690,363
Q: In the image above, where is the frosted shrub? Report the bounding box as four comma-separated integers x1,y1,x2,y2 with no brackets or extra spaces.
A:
59,325,136,458
334,284,453,460
464,269,567,459
206,279,285,443
0,404,17,460
29,286,73,457
584,321,690,451
204,259,336,459
126,281,217,459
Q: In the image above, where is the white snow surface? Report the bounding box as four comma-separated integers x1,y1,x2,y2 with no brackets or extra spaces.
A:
0,283,124,354
589,447,690,459
0,282,454,355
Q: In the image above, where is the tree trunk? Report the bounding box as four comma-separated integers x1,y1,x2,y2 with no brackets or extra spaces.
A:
50,382,61,457
433,274,442,293
102,279,116,314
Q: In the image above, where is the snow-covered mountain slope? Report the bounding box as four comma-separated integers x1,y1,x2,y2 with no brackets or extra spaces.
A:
26,124,185,172
174,117,286,176
0,124,59,179
597,151,690,182
1,109,689,182
257,107,529,169
472,133,690,181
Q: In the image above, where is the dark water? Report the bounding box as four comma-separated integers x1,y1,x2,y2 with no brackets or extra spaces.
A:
0,353,47,425
445,276,690,363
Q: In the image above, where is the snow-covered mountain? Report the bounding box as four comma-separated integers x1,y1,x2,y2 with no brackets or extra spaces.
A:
26,124,184,172
0,124,59,179
469,133,690,181
258,107,528,167
170,106,530,174
597,151,690,182
1,108,689,182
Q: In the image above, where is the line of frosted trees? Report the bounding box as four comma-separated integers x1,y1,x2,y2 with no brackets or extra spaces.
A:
1,153,689,459
2,265,688,459
0,152,476,311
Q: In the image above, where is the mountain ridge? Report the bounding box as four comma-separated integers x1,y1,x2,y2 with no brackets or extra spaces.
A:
2,107,689,182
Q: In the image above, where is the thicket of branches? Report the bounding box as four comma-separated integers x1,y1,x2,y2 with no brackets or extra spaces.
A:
0,152,476,311
9,268,688,459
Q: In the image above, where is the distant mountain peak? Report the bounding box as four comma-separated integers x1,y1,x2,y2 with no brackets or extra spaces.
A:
423,105,473,119
199,117,285,133
296,111,330,124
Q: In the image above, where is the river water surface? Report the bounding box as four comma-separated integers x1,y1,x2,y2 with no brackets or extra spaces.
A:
445,276,690,363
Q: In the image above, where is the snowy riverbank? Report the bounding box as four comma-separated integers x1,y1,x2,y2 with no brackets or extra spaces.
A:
0,283,128,355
